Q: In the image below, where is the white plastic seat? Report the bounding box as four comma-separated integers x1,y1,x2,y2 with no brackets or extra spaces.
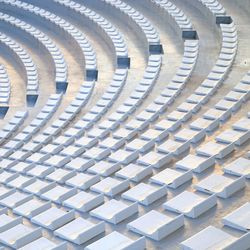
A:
0,186,15,200
0,170,18,184
109,149,139,164
41,185,77,204
43,155,71,168
26,165,54,178
83,147,110,161
13,199,51,219
215,129,249,146
90,177,129,197
223,157,250,178
137,151,172,168
122,183,167,206
194,174,245,198
0,224,42,249
63,191,104,212
90,199,138,224
31,207,75,230
24,180,56,196
54,217,105,244
19,237,67,250
7,175,35,189
157,139,190,156
140,128,168,142
150,168,192,188
203,108,231,121
115,163,152,182
65,157,95,171
163,191,217,218
222,202,250,232
0,213,22,233
0,191,32,208
125,138,155,153
180,226,250,250
60,145,85,157
189,117,219,132
113,128,137,140
46,169,75,184
40,144,63,155
232,117,250,131
127,210,184,241
176,154,215,173
88,161,121,176
174,128,206,143
85,231,145,250
75,136,98,148
196,141,235,159
99,137,125,150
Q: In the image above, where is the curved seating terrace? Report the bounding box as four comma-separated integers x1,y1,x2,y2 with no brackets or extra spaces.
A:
0,0,249,249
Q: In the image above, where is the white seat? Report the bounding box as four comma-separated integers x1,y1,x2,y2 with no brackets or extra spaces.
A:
122,183,167,206
157,139,190,156
63,191,104,212
46,169,75,184
23,152,49,165
113,128,137,140
189,117,219,132
0,191,32,208
194,174,245,198
150,168,192,188
223,157,250,178
90,199,138,224
85,231,145,250
109,149,139,164
31,207,75,230
137,151,172,168
88,161,121,176
203,108,231,121
216,129,249,146
24,179,56,196
140,128,168,142
0,213,22,233
196,141,235,159
19,237,67,250
176,154,215,173
180,226,241,250
127,210,184,241
99,137,125,150
90,177,129,197
43,155,71,168
0,224,42,249
174,128,205,143
0,186,15,200
26,165,54,178
41,185,77,204
0,170,18,184
7,175,35,189
83,147,110,160
13,199,51,219
232,117,250,132
75,136,98,148
65,157,95,171
163,191,217,218
125,138,155,153
115,164,152,182
60,145,85,157
54,217,105,244
222,202,250,232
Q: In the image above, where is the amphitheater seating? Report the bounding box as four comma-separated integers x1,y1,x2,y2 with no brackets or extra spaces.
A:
0,0,249,249
0,65,10,115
